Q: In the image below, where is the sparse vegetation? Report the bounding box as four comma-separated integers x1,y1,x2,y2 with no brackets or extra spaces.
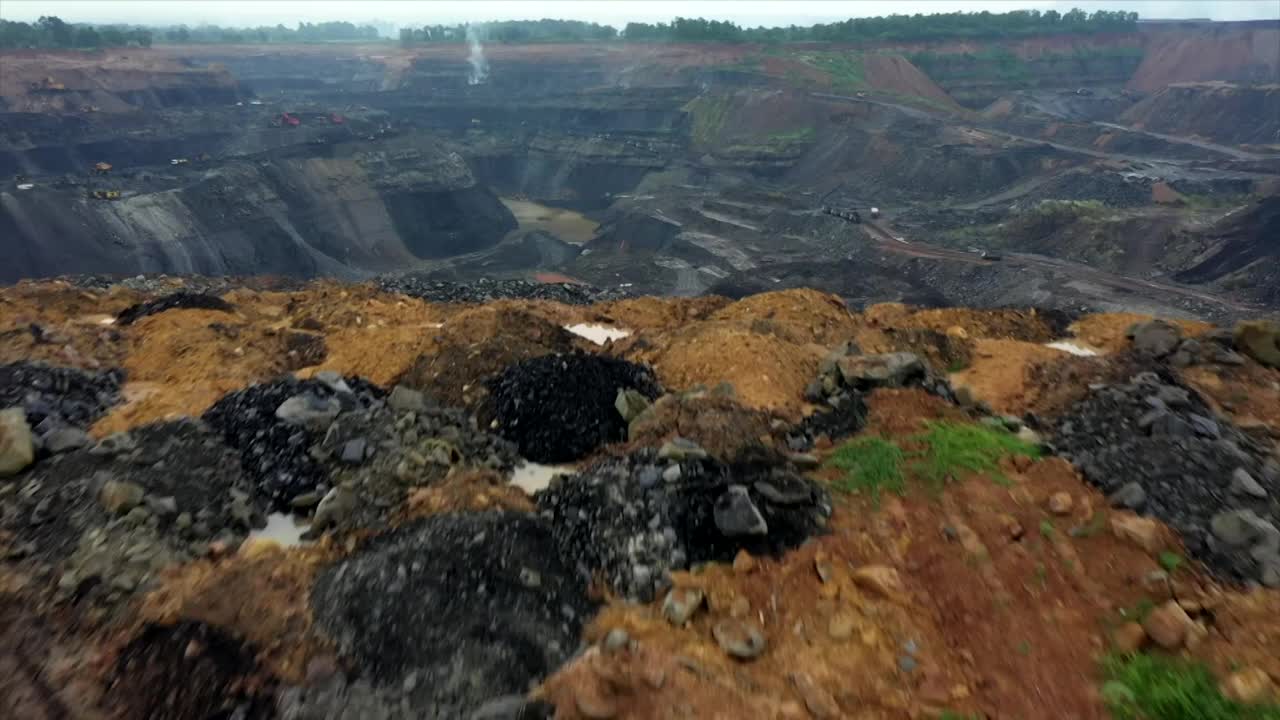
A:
805,52,868,91
826,437,906,504
1101,653,1280,720
910,421,1041,488
1159,551,1184,574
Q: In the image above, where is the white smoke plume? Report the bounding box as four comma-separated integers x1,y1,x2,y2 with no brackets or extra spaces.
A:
466,24,489,86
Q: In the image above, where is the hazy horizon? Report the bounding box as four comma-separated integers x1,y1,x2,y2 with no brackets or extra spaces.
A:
2,0,1278,30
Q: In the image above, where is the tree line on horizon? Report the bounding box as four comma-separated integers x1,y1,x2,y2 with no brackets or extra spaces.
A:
1,9,1142,51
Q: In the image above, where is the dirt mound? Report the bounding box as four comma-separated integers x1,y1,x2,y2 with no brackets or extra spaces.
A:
310,512,592,717
862,304,1065,343
706,288,857,345
397,306,576,410
201,375,384,509
537,447,831,601
1070,312,1211,353
0,361,122,431
951,338,1079,414
618,322,825,416
863,53,959,108
591,296,730,332
1121,83,1280,146
115,292,235,326
628,391,786,462
488,351,662,463
1128,26,1280,92
106,621,270,720
403,469,536,518
1053,370,1280,585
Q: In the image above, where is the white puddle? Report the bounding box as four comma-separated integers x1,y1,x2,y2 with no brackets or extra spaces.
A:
509,462,574,495
247,512,310,548
1046,341,1100,357
564,323,631,345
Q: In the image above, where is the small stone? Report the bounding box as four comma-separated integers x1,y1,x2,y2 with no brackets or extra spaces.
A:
713,485,768,536
340,438,368,464
146,495,178,518
1108,482,1146,510
1143,600,1194,649
312,370,351,394
852,565,902,598
1130,320,1182,357
999,514,1025,541
814,553,835,583
658,437,708,462
828,613,855,640
0,408,35,477
732,550,756,574
1220,668,1275,704
274,393,341,430
1112,622,1147,653
836,352,925,388
99,479,144,514
1210,509,1266,547
43,427,91,454
387,385,428,412
614,388,651,423
898,655,918,672
788,453,821,470
791,672,840,718
1230,468,1267,498
1048,492,1074,515
602,628,630,653
519,567,542,588
1110,514,1163,553
954,385,976,407
662,586,705,625
712,618,767,660
661,464,682,483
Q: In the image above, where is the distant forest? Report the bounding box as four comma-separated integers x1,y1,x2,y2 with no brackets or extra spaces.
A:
1,10,1141,51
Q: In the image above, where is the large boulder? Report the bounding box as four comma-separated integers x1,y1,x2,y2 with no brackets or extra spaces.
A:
1234,320,1280,368
0,407,35,477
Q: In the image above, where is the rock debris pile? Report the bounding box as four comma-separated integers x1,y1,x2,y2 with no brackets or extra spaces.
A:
0,361,123,434
201,374,384,509
1,419,264,605
309,512,592,718
1054,369,1280,586
489,352,662,463
536,444,831,601
377,275,629,305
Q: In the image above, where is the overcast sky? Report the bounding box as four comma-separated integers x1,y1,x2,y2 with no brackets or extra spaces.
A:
2,1,1277,28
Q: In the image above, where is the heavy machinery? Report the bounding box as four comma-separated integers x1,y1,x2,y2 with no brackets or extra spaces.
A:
89,190,121,200
279,112,301,127
819,184,861,223
92,162,112,175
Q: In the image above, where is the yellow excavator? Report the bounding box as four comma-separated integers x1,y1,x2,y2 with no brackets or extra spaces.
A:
89,190,121,200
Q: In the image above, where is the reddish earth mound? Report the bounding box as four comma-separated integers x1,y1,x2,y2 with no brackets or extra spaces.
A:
1121,83,1280,146
863,53,958,108
1128,24,1280,92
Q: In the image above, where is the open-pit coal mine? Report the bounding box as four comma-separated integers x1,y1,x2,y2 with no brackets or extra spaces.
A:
3,12,1280,720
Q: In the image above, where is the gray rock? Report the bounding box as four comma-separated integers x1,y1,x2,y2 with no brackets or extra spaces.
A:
636,465,661,488
99,479,144,514
387,385,428,413
602,628,630,653
1262,562,1280,589
1231,468,1268,499
712,618,767,660
614,388,651,423
658,437,708,462
89,431,136,456
714,485,768,536
275,393,342,430
661,464,682,483
788,453,821,470
662,587,705,625
340,438,368,464
836,352,925,388
1108,482,1147,510
1130,320,1182,356
1155,386,1191,408
311,483,359,531
1210,509,1267,547
42,427,92,454
753,480,811,506
146,495,179,517
313,370,353,395
0,407,35,477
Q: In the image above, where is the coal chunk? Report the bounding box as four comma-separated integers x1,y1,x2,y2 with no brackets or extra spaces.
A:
115,292,235,325
488,351,661,463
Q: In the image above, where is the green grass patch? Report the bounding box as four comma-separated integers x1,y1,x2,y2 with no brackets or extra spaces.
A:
805,51,867,91
910,421,1041,488
827,421,1041,503
826,436,906,504
683,93,734,147
1159,551,1184,574
1102,653,1280,720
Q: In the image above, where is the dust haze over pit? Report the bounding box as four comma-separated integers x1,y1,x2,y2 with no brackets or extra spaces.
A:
1,0,1277,27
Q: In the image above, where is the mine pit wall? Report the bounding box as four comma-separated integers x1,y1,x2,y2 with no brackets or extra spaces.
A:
0,149,516,283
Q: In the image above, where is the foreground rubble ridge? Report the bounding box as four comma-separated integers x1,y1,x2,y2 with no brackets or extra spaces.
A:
2,279,1280,719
